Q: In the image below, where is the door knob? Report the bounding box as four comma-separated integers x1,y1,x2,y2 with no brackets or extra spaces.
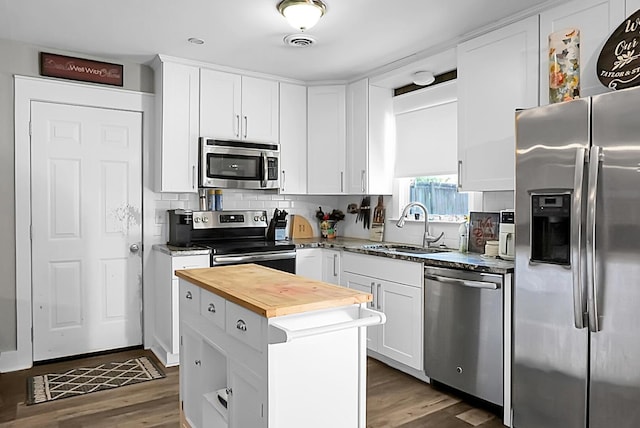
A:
129,243,140,253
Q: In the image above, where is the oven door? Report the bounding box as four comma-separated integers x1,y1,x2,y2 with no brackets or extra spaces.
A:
211,250,296,274
200,139,279,189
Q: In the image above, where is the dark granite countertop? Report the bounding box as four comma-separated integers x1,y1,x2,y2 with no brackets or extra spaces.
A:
292,237,514,274
152,244,211,256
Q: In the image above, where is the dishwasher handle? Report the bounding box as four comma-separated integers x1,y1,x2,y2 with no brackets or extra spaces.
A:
425,273,500,290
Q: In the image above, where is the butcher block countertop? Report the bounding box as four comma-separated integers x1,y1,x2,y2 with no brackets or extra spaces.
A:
174,264,373,318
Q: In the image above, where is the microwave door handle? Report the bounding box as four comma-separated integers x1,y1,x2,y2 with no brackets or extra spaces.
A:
586,145,602,333
572,147,587,329
261,152,268,188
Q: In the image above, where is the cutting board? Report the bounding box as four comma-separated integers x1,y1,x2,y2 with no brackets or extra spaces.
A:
290,215,314,238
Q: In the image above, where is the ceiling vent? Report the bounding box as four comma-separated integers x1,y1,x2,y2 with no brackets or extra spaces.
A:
283,33,316,47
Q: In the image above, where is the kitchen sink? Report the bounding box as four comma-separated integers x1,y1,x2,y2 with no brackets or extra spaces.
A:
361,244,451,254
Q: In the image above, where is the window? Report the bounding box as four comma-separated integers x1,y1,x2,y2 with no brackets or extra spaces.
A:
396,175,481,222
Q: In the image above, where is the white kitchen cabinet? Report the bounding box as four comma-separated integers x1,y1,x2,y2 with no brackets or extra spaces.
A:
279,83,307,194
342,252,423,370
346,79,394,195
457,15,539,191
322,249,342,285
295,248,323,280
200,69,279,144
539,0,625,103
345,79,394,194
307,85,346,194
152,57,200,192
152,250,209,367
628,0,640,14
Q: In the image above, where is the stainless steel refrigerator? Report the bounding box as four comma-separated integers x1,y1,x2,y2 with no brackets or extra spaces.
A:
513,86,640,428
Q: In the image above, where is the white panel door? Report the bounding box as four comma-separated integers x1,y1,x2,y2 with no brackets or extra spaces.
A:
31,101,142,361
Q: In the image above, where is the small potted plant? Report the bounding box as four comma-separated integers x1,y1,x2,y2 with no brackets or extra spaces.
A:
316,207,345,239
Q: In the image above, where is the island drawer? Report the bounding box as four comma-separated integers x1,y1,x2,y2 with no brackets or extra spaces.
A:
180,280,201,315
225,301,264,352
200,289,226,330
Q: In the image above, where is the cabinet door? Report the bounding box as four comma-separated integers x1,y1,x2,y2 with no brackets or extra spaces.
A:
241,76,279,144
346,78,368,194
628,0,640,15
158,61,200,192
342,272,379,351
367,85,394,195
181,323,203,428
322,249,341,285
378,280,423,370
457,15,538,191
228,360,265,428
307,85,346,194
540,0,625,102
295,248,323,280
200,69,242,140
279,83,307,194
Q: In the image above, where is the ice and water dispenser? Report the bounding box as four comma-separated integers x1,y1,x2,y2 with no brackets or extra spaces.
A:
530,193,571,265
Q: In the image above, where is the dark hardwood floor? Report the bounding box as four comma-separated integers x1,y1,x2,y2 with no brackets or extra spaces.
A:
0,350,504,427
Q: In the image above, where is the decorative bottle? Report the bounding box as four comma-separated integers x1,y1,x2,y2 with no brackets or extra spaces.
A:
458,218,469,253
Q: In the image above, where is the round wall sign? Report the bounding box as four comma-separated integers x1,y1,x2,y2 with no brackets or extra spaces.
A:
597,9,640,90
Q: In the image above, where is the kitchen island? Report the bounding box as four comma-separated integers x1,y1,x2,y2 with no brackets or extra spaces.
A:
175,264,384,428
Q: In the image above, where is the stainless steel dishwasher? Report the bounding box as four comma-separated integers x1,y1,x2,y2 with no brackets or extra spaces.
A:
424,266,503,406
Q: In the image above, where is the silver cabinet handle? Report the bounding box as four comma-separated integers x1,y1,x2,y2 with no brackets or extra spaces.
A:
340,171,344,193
185,291,193,300
572,148,587,329
192,165,196,189
426,274,499,290
457,160,463,190
370,282,375,309
236,319,247,331
235,114,240,138
243,116,248,139
281,170,286,192
586,145,603,333
207,303,216,313
376,284,381,310
333,254,338,277
361,170,366,193
129,243,139,253
195,359,201,366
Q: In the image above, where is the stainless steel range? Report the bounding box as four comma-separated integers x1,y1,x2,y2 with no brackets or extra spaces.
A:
182,210,296,273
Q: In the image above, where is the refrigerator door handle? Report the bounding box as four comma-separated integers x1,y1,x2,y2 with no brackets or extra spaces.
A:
571,147,587,329
586,145,603,332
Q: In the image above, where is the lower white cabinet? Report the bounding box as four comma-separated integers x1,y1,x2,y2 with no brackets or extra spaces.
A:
294,247,323,280
153,250,209,366
322,249,342,285
179,279,375,428
342,252,423,370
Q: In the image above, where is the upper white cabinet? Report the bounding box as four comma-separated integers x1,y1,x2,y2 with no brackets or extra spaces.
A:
200,69,279,144
539,0,626,103
346,79,394,195
152,57,200,193
307,85,346,194
279,83,307,194
457,15,539,191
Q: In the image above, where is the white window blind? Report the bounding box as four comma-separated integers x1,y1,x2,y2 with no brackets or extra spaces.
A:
393,81,457,178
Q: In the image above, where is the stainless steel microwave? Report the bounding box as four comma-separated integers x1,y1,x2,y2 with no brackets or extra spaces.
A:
199,138,280,189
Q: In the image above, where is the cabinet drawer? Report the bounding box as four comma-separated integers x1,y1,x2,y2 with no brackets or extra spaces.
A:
172,255,210,280
200,289,226,330
225,301,264,352
342,252,423,287
180,280,201,315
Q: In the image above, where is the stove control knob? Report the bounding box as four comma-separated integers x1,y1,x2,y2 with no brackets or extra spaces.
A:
202,217,209,223
254,216,259,221
260,215,267,221
194,217,200,223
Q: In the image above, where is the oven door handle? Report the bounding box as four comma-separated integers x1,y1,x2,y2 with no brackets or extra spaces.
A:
212,250,296,266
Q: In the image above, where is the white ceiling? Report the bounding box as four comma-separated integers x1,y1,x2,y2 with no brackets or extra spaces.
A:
0,0,565,86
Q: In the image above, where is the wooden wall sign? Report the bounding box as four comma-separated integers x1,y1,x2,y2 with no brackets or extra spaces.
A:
597,9,640,90
40,52,123,86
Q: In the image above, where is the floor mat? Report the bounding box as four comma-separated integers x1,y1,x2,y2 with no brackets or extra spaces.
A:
26,356,165,405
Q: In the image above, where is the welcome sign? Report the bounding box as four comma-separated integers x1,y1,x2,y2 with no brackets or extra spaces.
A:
40,52,123,86
597,9,640,90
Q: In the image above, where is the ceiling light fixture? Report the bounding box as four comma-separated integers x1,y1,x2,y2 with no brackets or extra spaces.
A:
412,71,435,86
188,37,205,45
277,0,327,32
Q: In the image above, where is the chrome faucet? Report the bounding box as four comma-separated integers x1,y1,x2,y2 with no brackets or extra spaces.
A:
396,202,444,248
